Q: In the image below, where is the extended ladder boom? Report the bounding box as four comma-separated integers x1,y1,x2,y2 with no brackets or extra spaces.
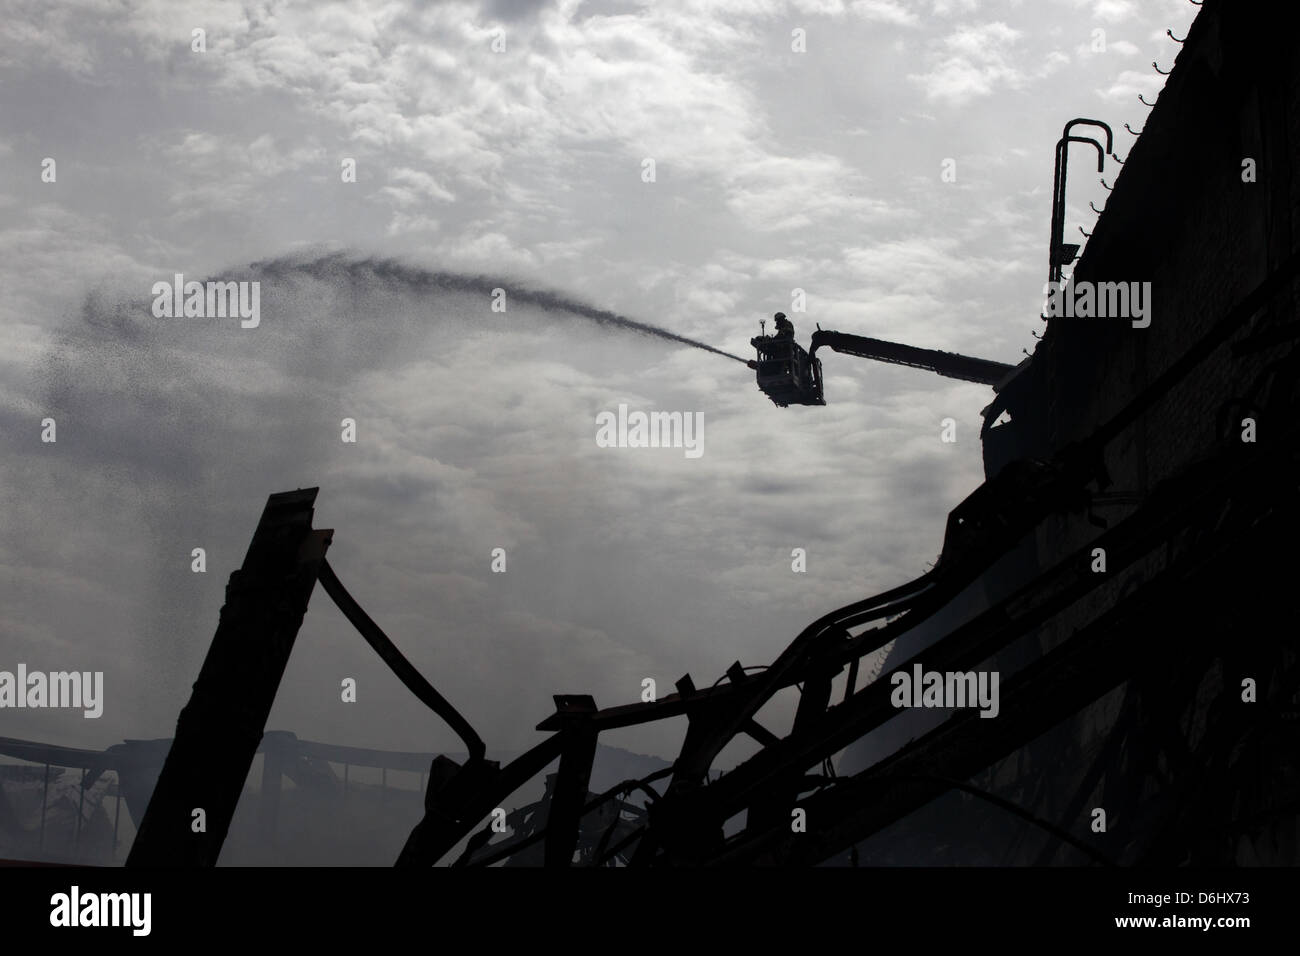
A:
809,330,1014,389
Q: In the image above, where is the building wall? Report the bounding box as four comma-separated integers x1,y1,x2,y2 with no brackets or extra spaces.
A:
972,0,1300,865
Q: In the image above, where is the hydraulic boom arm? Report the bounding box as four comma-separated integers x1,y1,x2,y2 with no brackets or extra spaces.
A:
809,330,1014,389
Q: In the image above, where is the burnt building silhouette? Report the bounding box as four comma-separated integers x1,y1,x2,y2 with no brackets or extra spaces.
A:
837,0,1300,866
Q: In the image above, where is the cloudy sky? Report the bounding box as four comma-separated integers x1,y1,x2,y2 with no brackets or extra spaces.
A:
0,0,1199,766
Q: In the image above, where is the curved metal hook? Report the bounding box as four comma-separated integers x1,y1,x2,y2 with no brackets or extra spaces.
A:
1100,178,1113,191
1111,152,1125,165
1048,122,1113,285
1061,134,1107,173
1063,118,1114,159
1167,28,1185,43
1124,122,1142,136
1139,93,1156,107
1090,201,1103,215
1079,226,1091,239
1153,61,1171,75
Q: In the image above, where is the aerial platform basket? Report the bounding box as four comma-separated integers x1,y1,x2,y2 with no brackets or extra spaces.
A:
748,334,825,407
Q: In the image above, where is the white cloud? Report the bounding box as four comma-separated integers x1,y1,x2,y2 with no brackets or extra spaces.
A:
850,0,921,26
909,22,1025,105
1092,0,1137,23
381,167,457,206
1096,67,1163,102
